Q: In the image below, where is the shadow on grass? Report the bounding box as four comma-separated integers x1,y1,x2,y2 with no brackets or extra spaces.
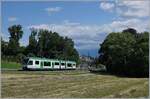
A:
89,70,148,78
17,68,148,78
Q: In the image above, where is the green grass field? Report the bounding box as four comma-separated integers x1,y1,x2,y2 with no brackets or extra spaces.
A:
1,70,149,98
1,61,21,69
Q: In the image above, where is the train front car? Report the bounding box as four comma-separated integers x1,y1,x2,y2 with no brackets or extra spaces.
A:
22,57,29,70
22,57,77,70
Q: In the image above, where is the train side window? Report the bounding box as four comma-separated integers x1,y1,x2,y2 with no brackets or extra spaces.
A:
67,63,72,67
48,62,51,66
28,60,33,65
44,62,51,66
55,62,59,65
35,61,39,65
61,63,65,66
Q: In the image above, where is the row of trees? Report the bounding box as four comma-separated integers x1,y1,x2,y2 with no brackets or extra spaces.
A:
98,28,149,77
1,25,148,77
2,25,79,63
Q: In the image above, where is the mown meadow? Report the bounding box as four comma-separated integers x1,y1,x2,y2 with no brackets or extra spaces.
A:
1,70,148,98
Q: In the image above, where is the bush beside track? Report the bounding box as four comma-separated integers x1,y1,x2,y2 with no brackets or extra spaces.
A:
1,60,21,69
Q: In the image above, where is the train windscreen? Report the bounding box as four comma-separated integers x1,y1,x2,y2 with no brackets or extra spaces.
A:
22,58,29,65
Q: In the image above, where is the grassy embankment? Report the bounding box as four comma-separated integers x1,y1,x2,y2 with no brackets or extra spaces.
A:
1,60,21,69
1,70,149,98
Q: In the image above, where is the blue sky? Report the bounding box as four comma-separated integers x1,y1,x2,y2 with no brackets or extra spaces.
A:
2,0,150,57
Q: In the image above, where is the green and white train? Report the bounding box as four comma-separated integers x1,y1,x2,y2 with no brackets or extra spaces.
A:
22,57,76,70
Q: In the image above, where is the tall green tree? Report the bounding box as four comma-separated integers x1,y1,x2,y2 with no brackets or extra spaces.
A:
7,25,23,55
1,38,8,56
99,28,149,77
35,29,79,62
129,32,149,76
37,29,52,57
122,28,137,35
25,28,38,56
99,32,136,73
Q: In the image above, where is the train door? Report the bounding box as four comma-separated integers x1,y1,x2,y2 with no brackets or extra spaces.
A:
54,61,60,69
27,60,34,69
40,61,44,69
60,61,65,69
52,62,54,69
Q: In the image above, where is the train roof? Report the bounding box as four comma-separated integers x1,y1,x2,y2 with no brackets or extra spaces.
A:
27,57,76,63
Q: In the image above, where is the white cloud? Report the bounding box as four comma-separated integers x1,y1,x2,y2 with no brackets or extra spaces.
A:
28,18,150,50
8,17,17,22
109,18,150,32
100,2,115,12
28,20,107,50
117,0,149,18
63,20,80,26
25,1,150,51
1,33,9,41
100,0,150,18
74,39,100,50
75,44,99,50
45,7,62,14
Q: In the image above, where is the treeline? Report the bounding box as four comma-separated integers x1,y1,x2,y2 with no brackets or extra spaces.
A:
1,25,79,63
98,28,149,77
